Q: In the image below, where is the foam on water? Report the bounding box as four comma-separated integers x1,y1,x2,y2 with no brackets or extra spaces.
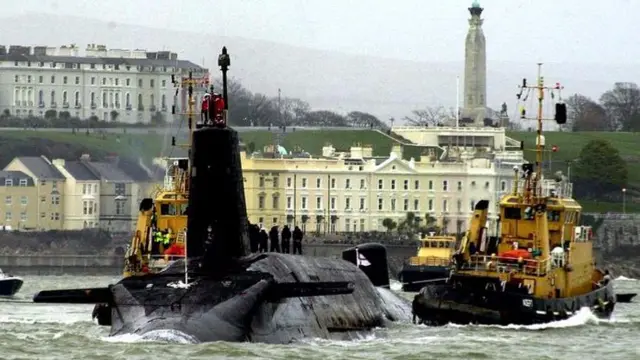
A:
103,330,198,344
445,307,602,331
389,280,402,292
615,276,636,281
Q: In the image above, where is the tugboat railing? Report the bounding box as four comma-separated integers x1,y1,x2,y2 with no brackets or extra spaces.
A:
408,256,452,267
463,254,551,277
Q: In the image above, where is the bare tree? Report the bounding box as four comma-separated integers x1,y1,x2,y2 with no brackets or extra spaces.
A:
565,94,610,131
403,106,451,126
599,82,640,131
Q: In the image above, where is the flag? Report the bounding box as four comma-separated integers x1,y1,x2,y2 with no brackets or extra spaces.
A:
355,248,371,267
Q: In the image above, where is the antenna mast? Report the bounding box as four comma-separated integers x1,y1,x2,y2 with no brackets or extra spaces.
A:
517,63,567,203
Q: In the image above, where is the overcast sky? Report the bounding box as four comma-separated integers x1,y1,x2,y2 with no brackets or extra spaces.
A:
1,0,636,65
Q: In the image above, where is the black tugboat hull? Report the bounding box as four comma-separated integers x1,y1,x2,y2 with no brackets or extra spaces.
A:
412,280,616,326
397,265,450,292
0,278,23,297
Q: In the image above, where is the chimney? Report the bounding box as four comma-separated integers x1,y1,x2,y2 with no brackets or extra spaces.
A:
106,155,119,165
52,159,65,167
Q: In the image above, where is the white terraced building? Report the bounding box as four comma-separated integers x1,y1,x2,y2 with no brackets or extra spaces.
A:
0,44,208,123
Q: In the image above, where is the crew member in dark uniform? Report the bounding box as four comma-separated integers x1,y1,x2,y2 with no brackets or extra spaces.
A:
259,228,269,253
269,226,281,253
281,225,292,254
248,222,259,253
292,226,303,255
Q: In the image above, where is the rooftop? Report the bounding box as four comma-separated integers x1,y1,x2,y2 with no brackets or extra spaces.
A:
13,156,65,180
0,171,34,186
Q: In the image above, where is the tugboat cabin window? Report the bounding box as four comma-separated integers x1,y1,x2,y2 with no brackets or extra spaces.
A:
547,210,561,222
504,207,521,220
160,202,187,216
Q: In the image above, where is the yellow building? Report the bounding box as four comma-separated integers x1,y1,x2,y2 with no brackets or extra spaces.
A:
0,171,38,230
4,156,65,230
52,157,101,230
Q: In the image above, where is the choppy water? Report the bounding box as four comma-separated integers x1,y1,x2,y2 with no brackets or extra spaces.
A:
1,275,639,360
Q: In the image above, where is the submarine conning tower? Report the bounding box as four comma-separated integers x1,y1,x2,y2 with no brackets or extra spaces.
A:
186,47,250,272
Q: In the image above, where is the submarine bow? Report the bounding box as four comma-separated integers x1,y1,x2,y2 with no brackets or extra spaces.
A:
33,46,412,344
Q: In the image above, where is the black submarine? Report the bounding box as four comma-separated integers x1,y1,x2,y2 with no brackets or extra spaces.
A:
33,47,412,344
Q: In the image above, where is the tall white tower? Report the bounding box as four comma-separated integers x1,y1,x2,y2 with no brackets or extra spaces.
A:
461,0,488,126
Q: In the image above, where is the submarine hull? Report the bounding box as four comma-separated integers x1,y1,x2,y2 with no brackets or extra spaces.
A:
106,253,411,343
412,276,616,326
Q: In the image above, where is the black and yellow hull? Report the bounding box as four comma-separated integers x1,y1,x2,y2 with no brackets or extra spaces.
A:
412,275,616,326
397,264,450,292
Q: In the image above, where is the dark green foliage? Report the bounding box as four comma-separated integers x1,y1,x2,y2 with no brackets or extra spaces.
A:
573,139,628,199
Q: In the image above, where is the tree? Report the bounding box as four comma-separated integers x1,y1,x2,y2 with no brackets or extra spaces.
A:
565,94,610,131
44,110,57,120
298,110,349,127
572,139,628,199
279,97,311,126
346,111,387,129
599,82,640,131
110,110,119,122
403,106,452,127
382,218,397,232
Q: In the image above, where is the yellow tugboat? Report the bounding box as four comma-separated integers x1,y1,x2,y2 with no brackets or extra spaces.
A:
397,233,456,292
412,64,616,325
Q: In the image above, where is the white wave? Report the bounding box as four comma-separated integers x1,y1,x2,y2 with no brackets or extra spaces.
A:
389,280,402,292
102,329,198,344
615,276,636,281
446,307,601,331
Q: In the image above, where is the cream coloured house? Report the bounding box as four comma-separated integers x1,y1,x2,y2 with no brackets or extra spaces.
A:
51,156,101,229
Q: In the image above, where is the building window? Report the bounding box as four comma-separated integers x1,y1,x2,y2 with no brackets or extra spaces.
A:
258,195,265,209
457,199,462,212
391,199,396,211
414,199,419,211
5,212,11,221
63,76,68,84
150,79,155,88
75,76,80,85
378,198,383,210
162,79,167,87
345,197,351,210
50,212,60,220
360,219,365,232
316,178,321,188
5,196,11,205
51,195,60,205
403,180,408,190
83,200,95,215
51,75,55,84
359,198,365,210
272,195,279,209
138,79,143,87
115,78,119,86
20,196,27,205
331,178,336,189
116,200,126,215
40,196,45,203
286,196,292,209
345,179,351,189
301,178,307,188
485,181,490,189
38,75,43,84
14,75,18,83
40,212,45,218
4,179,12,186
360,179,365,189
428,180,433,190
457,181,463,191
443,200,448,212
301,196,308,210
501,180,507,191
378,179,383,190
330,197,336,210
286,177,292,187
316,196,322,210
126,78,131,86
414,180,419,190
470,200,475,211
259,176,265,187
273,177,279,187
428,199,433,211
391,180,396,190
403,198,409,211
91,77,96,85
115,183,125,196
18,212,25,222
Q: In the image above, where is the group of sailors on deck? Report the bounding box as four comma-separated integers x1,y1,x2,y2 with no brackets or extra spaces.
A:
248,223,305,254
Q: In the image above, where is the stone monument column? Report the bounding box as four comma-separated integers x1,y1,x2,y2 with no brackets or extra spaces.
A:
462,0,487,126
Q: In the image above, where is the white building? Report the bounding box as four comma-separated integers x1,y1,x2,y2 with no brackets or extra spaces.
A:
0,44,208,123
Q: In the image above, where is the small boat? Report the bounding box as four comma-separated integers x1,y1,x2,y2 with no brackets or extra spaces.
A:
397,233,455,292
616,293,636,303
412,65,616,326
0,269,23,296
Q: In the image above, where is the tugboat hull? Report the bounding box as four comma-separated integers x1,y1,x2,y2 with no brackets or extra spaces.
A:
412,281,616,326
397,265,450,292
0,278,23,297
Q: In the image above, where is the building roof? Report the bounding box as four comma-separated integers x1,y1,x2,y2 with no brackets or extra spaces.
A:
13,156,65,180
63,161,100,181
0,53,203,70
117,158,153,182
0,171,34,186
87,162,133,182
